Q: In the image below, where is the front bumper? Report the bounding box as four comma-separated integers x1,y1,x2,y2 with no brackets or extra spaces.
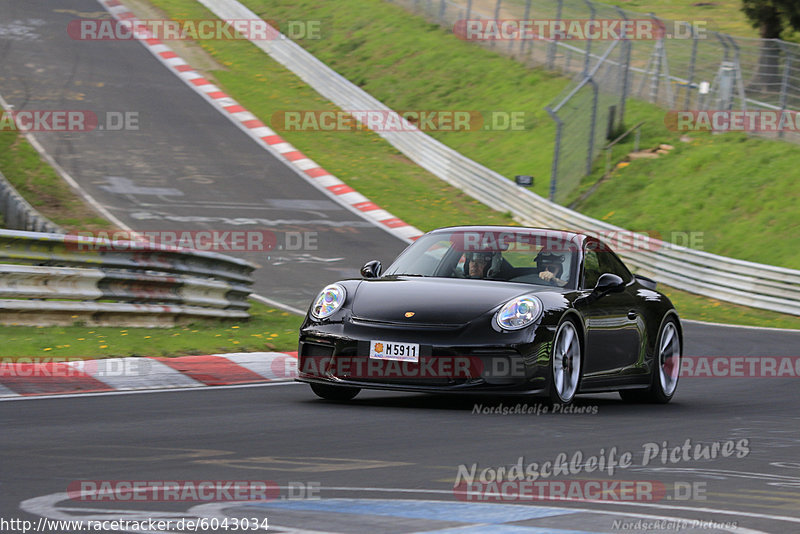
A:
296,318,556,395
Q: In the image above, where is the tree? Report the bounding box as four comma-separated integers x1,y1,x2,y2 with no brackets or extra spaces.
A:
741,0,800,95
742,0,800,39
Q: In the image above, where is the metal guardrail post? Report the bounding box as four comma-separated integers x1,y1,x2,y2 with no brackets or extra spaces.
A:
779,41,792,138
583,0,595,76
491,0,502,48
520,0,532,57
547,0,562,70
685,22,698,110
615,6,630,128
587,77,599,175
546,106,563,202
726,35,747,111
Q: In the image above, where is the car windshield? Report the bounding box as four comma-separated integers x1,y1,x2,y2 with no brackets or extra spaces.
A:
383,229,579,289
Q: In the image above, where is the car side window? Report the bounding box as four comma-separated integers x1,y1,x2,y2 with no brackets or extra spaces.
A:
598,249,633,283
582,250,601,289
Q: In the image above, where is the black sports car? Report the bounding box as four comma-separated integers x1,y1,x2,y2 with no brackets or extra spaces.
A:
296,226,682,404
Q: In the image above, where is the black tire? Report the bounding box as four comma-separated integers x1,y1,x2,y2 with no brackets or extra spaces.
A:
619,317,681,404
310,383,360,401
548,318,583,405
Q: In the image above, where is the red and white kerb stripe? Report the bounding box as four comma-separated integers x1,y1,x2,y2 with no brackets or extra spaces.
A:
98,0,423,242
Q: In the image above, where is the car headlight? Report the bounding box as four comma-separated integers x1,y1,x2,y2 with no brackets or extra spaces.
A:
495,296,543,330
310,284,346,319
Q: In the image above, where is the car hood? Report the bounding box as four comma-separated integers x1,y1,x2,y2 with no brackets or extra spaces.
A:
350,276,551,325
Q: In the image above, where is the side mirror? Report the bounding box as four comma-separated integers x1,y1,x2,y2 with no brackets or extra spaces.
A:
360,260,382,278
593,273,624,294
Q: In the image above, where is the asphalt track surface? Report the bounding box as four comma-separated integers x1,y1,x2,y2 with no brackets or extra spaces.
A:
0,0,408,310
2,1,800,533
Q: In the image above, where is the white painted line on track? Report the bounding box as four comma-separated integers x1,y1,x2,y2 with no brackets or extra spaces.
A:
0,95,135,233
250,293,305,315
21,490,769,534
310,486,799,528
683,318,800,333
0,380,299,402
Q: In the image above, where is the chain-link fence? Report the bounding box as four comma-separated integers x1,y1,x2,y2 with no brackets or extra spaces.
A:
545,39,628,203
389,0,800,202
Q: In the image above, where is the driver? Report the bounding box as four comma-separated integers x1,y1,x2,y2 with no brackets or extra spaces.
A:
537,251,568,287
464,252,502,279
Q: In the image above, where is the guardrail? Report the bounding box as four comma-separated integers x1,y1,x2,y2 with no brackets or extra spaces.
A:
0,170,63,233
0,229,256,326
198,0,800,317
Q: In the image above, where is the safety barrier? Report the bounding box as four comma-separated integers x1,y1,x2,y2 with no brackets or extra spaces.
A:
197,0,800,317
0,170,63,234
0,229,256,326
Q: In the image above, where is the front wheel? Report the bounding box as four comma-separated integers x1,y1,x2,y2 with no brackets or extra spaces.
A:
549,319,583,405
620,317,681,404
310,383,360,401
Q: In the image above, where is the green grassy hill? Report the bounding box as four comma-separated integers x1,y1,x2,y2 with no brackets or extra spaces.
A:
168,0,799,270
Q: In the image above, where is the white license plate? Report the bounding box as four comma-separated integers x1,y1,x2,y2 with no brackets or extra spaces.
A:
369,340,419,362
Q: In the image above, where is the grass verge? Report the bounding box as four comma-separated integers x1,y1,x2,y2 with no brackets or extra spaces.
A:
0,301,303,359
660,284,799,330
0,130,112,233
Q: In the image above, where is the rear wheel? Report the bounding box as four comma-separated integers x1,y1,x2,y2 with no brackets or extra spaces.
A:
549,319,582,405
310,383,360,401
620,317,681,403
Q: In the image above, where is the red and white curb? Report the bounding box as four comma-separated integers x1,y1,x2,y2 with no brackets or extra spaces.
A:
98,0,423,243
0,352,297,398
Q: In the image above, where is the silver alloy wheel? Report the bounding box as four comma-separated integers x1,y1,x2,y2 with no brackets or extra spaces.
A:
552,321,581,402
658,321,680,396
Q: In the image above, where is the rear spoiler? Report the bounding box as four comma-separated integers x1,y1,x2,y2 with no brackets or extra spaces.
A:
635,274,657,290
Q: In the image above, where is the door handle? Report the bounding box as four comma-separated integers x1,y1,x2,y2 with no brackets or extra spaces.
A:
627,310,638,320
